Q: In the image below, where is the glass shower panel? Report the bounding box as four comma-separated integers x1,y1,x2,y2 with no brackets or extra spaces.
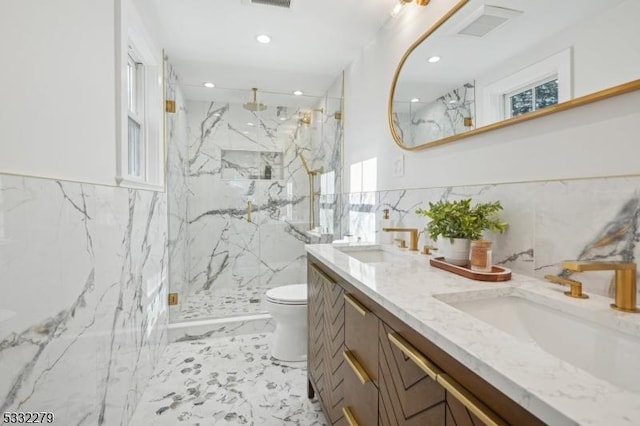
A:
166,81,344,323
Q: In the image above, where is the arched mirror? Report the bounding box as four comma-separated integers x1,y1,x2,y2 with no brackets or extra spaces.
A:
389,0,640,150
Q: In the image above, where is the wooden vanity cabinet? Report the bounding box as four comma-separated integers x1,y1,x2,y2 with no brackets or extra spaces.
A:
343,289,380,425
308,263,348,425
307,256,545,426
378,322,446,425
344,292,379,382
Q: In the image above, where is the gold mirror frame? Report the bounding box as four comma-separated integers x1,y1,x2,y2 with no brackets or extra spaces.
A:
388,0,640,151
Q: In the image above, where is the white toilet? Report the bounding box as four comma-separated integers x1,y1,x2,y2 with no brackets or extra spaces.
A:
265,284,308,362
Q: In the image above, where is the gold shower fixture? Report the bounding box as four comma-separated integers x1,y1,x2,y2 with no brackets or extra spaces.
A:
299,108,324,125
243,87,267,112
299,152,324,229
299,112,312,125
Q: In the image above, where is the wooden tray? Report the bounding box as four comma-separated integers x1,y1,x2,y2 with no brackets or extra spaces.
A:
429,257,511,282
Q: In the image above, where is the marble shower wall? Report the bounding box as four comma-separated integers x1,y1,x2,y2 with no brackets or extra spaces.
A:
176,85,343,320
0,174,168,425
395,82,475,147
344,175,640,299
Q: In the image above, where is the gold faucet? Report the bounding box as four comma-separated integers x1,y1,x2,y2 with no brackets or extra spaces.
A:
383,228,419,251
562,261,638,313
544,275,589,299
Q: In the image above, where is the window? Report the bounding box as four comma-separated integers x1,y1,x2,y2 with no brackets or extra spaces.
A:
117,7,164,190
127,52,144,178
478,48,571,126
505,77,558,118
348,158,377,242
318,170,335,234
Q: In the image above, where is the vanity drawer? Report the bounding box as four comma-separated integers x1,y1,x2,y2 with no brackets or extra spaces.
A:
343,350,378,426
378,323,446,426
344,292,379,382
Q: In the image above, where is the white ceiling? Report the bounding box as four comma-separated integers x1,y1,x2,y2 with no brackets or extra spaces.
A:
133,0,399,99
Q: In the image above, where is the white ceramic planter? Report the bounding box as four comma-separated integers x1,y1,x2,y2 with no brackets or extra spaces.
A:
439,237,470,265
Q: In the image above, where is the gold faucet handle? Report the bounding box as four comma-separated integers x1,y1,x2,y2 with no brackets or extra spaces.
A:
422,246,438,255
544,275,589,299
395,238,407,249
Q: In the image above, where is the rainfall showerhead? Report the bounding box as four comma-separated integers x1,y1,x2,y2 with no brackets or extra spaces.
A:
243,87,267,112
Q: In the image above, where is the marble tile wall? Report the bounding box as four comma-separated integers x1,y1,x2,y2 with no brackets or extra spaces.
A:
344,175,640,299
171,84,343,321
394,82,475,147
0,174,168,425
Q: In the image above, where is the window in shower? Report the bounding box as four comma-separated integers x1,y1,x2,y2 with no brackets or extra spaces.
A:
319,170,335,234
349,157,377,242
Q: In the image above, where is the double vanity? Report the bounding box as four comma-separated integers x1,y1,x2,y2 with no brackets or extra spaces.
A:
306,243,640,425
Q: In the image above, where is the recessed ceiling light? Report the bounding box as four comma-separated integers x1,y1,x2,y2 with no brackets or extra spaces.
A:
247,122,254,126
203,82,215,88
410,98,420,103
279,117,287,121
256,34,271,44
293,90,303,96
390,3,404,18
448,99,458,104
427,56,441,63
213,113,221,117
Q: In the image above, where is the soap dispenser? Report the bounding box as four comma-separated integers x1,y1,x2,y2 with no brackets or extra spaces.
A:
379,208,393,244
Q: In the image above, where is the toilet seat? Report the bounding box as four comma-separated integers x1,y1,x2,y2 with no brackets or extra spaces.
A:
266,284,307,305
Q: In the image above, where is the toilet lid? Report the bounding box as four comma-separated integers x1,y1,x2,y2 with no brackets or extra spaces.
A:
266,284,307,305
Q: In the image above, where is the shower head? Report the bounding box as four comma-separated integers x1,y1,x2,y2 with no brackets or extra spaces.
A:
243,88,267,112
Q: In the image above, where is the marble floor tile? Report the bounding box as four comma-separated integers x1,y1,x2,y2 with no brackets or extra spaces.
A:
177,287,269,320
129,333,327,426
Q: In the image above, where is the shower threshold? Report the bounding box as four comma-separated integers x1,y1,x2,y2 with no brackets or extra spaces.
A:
168,313,274,343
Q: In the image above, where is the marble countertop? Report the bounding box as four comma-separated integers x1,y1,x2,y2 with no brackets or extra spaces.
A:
306,243,640,426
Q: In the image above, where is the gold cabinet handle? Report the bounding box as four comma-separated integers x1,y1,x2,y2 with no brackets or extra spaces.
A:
247,201,252,222
342,406,359,426
344,294,369,316
387,333,441,380
343,350,371,385
437,374,507,426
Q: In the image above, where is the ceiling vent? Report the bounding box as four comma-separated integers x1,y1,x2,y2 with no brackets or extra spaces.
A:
453,5,523,37
244,0,292,8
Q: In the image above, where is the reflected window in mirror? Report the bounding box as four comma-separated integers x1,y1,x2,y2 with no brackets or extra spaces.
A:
506,77,559,118
479,48,571,127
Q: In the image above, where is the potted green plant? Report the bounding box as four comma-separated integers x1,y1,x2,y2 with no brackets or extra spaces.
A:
415,198,508,265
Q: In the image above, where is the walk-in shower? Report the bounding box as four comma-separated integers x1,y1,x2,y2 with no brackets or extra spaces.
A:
165,78,344,329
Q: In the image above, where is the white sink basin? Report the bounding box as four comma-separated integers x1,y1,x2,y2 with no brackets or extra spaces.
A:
439,292,640,393
335,245,411,263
